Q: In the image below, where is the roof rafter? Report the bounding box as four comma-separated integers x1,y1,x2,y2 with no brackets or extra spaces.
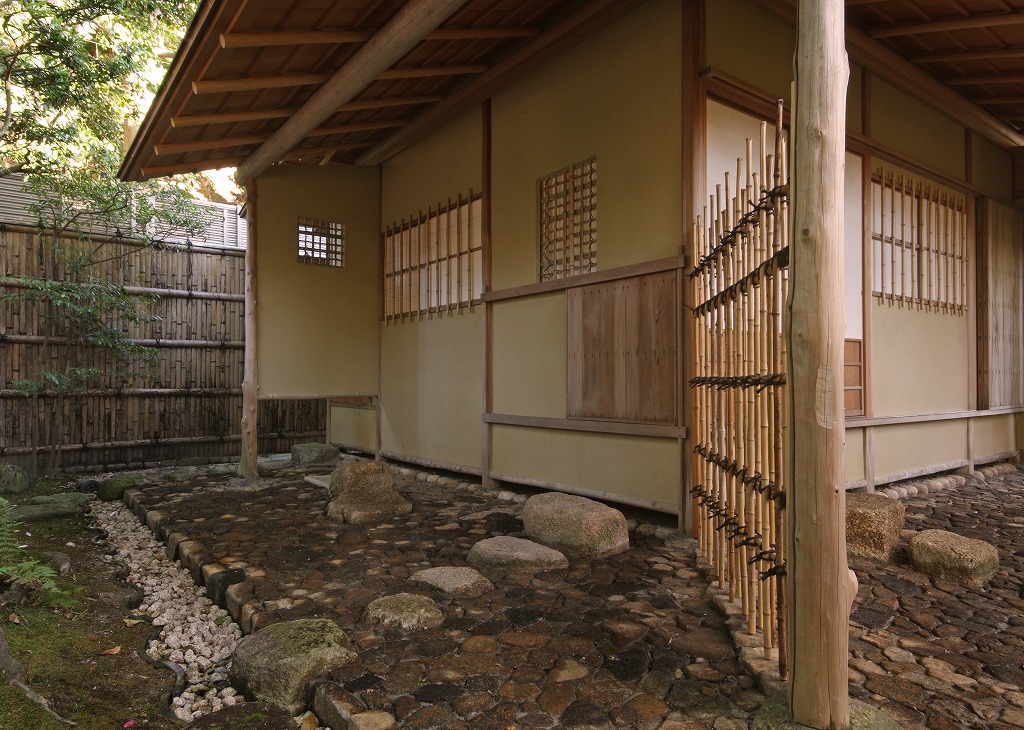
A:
219,26,539,49
872,12,1024,39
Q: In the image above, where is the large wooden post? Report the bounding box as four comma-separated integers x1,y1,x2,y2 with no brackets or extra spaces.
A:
239,180,259,478
786,0,851,728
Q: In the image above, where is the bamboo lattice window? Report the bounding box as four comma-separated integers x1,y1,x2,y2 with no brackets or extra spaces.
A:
871,169,967,313
539,157,597,281
383,192,482,323
297,217,345,267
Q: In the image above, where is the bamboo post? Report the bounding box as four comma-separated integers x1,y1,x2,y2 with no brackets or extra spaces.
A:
787,0,852,726
239,179,259,478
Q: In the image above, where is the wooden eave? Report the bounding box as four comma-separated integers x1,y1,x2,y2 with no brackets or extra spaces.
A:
118,0,646,182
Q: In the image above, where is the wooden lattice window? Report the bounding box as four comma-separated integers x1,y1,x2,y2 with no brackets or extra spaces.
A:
383,192,482,323
539,157,597,282
871,169,967,313
844,339,864,416
298,217,345,267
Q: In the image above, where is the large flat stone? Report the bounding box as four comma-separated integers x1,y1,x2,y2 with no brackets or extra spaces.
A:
847,492,905,562
910,529,999,588
291,442,340,468
229,618,357,715
467,536,569,572
521,492,629,559
409,566,493,597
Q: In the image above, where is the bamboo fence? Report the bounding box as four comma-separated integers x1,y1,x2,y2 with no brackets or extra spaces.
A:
0,223,324,471
690,103,790,676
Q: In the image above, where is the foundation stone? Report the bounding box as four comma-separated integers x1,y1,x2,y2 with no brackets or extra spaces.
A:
326,461,411,524
291,443,340,468
909,529,999,588
847,492,905,562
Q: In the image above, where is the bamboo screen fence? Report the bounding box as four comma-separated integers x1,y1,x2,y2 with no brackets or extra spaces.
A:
0,224,324,472
690,104,790,677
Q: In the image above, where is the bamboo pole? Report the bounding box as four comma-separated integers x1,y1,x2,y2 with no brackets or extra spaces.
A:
787,0,851,724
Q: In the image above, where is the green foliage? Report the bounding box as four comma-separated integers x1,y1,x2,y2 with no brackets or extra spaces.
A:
0,498,69,605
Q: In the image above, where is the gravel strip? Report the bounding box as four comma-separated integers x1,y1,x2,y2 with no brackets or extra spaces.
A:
92,501,243,724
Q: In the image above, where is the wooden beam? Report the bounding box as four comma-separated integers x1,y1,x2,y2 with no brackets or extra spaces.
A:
220,30,371,48
377,64,486,79
220,27,538,48
192,73,327,95
787,0,851,726
140,156,244,178
235,0,468,182
154,135,264,156
339,94,442,111
872,12,1024,39
282,142,373,160
357,0,648,165
910,46,1024,63
311,119,407,137
239,179,259,478
172,108,294,128
481,98,495,490
945,72,1024,85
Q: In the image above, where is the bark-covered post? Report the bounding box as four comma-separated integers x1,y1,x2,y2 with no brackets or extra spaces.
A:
787,0,852,727
239,179,259,479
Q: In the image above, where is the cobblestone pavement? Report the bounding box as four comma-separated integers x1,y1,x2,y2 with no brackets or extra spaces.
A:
126,459,766,729
847,468,1024,730
125,458,1024,729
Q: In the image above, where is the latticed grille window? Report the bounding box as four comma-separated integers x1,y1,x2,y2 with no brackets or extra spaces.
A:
539,157,596,281
297,217,345,267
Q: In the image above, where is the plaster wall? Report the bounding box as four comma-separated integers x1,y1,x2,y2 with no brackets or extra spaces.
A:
491,292,566,418
974,414,1017,458
972,132,1013,203
330,407,376,452
845,428,865,483
873,420,967,479
490,0,683,291
492,425,679,512
254,165,379,397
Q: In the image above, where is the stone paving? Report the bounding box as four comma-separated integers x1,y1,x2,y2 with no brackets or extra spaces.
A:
847,468,1024,730
121,457,1024,729
124,458,764,729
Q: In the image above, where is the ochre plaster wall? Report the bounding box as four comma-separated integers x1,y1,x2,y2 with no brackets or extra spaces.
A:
492,425,679,512
972,133,1013,203
974,414,1017,458
873,421,967,479
706,0,793,104
869,305,970,416
490,0,682,291
845,428,865,483
380,312,482,468
491,292,566,418
330,407,376,452
255,165,379,397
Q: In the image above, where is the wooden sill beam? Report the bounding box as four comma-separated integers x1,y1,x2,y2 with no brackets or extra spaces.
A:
193,73,327,95
219,27,538,49
358,0,648,165
872,12,1024,39
171,96,440,128
235,0,468,182
155,120,405,156
910,46,1024,63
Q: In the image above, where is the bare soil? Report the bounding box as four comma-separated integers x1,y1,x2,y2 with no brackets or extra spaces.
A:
0,480,177,730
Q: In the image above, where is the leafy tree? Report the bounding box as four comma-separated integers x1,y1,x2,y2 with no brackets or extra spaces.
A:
0,1,210,477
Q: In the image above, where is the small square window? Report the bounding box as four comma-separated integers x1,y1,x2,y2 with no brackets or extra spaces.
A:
298,217,344,267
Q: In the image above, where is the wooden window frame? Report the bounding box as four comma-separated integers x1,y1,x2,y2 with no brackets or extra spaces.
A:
539,157,597,282
297,216,345,267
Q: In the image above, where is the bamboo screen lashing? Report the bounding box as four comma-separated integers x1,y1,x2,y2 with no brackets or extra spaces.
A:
871,169,968,314
539,157,597,282
382,192,483,323
689,103,789,678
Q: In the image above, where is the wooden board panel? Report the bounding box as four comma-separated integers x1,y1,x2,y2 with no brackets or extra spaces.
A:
978,199,1024,408
844,338,864,416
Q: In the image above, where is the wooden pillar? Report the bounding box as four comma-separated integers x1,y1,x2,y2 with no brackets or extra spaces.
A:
239,179,259,478
481,98,495,489
680,0,706,535
786,0,851,727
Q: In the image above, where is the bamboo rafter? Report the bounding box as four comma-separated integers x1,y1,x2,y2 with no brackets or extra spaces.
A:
689,101,789,677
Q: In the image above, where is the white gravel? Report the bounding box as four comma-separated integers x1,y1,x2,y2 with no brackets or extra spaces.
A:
92,501,243,724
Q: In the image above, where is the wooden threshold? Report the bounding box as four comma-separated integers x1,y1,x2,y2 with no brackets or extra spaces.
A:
485,413,686,439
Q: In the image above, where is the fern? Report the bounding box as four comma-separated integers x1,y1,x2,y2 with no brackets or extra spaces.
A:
0,497,20,562
0,497,70,605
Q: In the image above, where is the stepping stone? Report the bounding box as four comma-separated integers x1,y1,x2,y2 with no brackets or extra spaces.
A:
467,536,569,572
229,618,357,715
291,442,340,467
521,492,629,559
408,566,493,597
846,492,905,562
909,529,999,588
10,492,92,522
0,463,30,494
97,472,147,501
326,462,411,524
363,593,445,631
